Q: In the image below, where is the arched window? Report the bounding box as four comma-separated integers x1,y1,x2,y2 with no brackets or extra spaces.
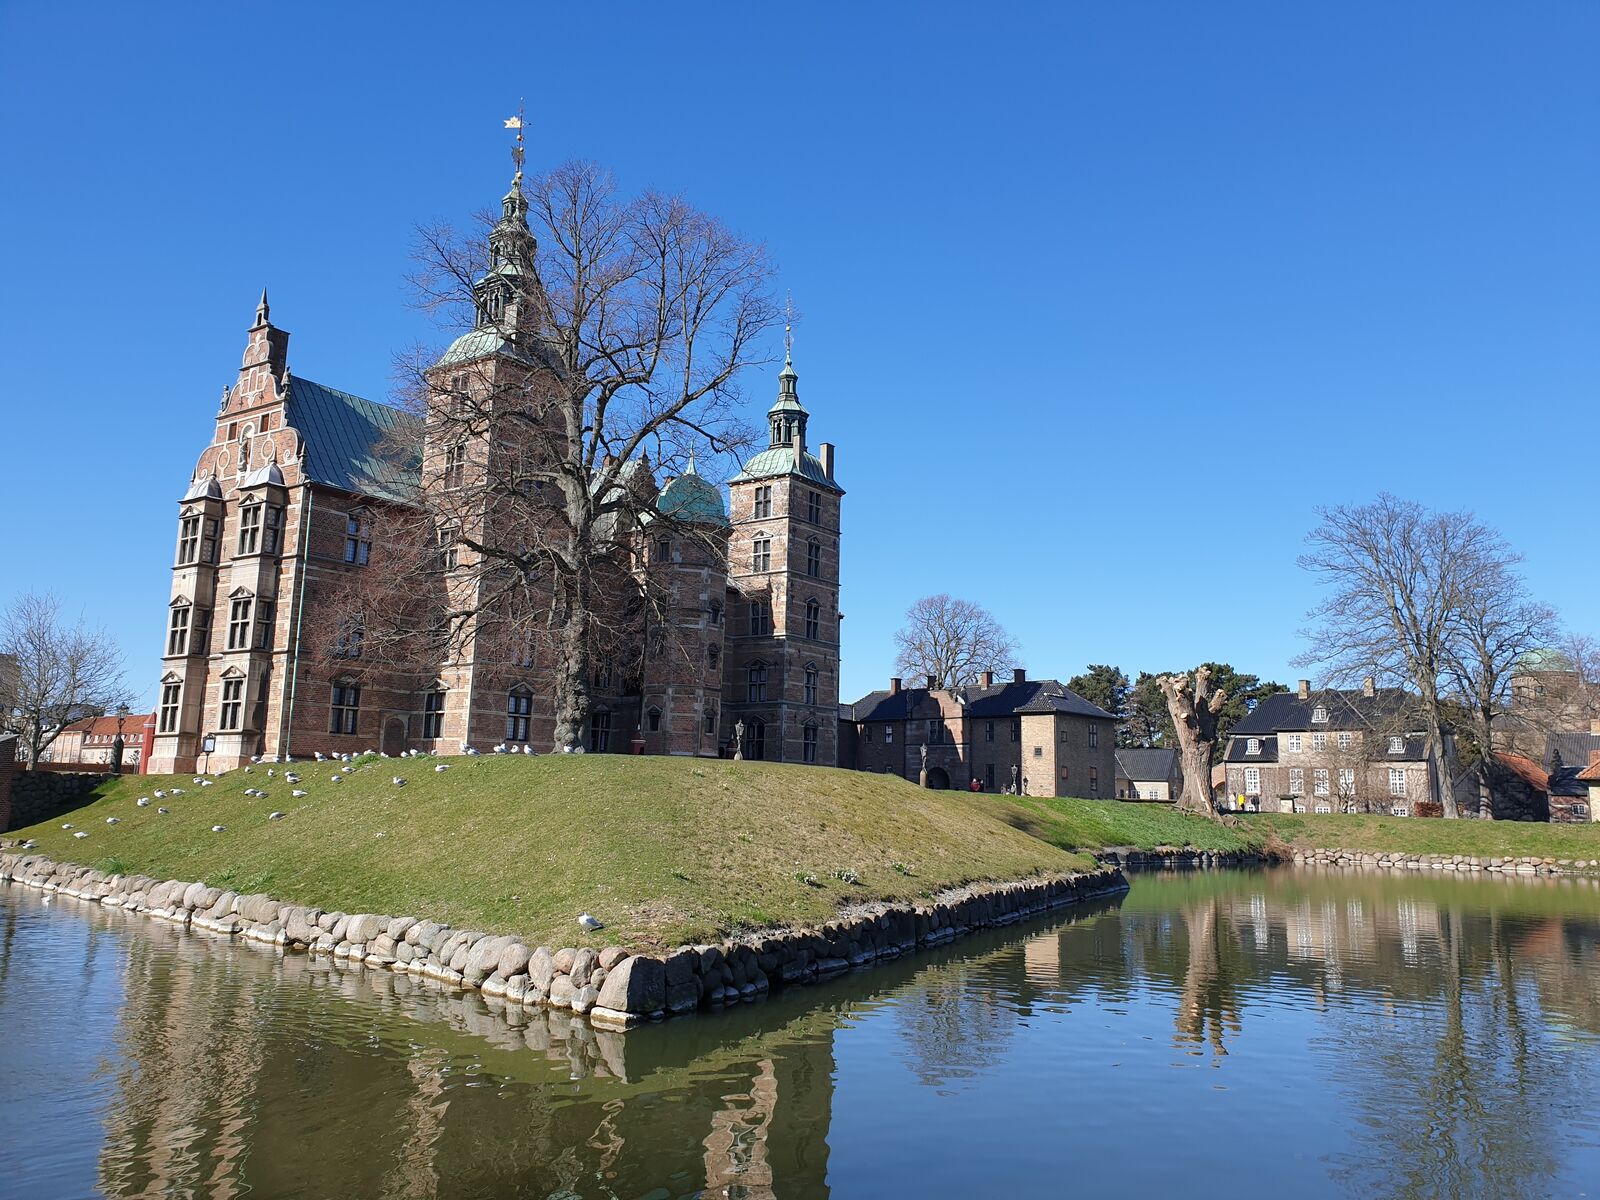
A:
506,687,532,742
747,661,768,702
647,706,662,732
804,599,820,640
804,662,819,706
708,643,720,669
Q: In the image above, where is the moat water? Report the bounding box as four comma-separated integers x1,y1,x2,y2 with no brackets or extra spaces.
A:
2,868,1599,1199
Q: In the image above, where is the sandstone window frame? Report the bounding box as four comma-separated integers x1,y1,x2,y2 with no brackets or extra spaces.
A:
334,613,364,660
741,717,766,761
747,660,768,702
192,607,212,656
237,504,263,555
753,485,772,519
262,504,284,555
167,601,191,657
806,489,822,524
751,536,771,573
802,722,818,763
158,677,182,733
805,538,821,578
344,511,372,565
177,512,201,564
422,689,447,739
749,599,770,637
329,681,361,735
804,598,820,640
226,591,254,651
220,675,245,731
589,708,612,753
804,663,818,706
506,686,533,742
646,706,661,732
253,599,276,651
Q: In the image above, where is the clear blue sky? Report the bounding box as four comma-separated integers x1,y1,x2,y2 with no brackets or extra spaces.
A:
1,3,1595,709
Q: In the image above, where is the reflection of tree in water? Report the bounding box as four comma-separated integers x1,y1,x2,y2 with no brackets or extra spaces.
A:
1174,898,1244,1056
893,963,1018,1089
1325,902,1596,1200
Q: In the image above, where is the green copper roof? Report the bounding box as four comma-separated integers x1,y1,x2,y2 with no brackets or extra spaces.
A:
1516,647,1575,672
729,445,840,492
437,327,534,367
285,377,420,503
653,467,729,527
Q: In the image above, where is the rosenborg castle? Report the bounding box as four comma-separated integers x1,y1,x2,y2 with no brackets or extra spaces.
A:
148,173,843,774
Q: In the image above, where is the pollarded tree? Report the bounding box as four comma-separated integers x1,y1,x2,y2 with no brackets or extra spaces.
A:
1157,666,1227,816
371,157,778,750
892,595,1020,690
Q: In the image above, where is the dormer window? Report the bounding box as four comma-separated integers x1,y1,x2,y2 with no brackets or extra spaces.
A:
1312,706,1329,724
1246,738,1261,756
1388,736,1405,754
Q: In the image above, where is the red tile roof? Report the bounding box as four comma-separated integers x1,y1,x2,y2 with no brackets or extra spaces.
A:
1494,752,1550,791
1579,752,1600,783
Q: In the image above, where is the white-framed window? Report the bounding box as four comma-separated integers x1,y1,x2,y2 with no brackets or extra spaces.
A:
1389,769,1407,796
1312,732,1326,752
1289,768,1305,795
1246,738,1261,756
1390,805,1410,818
1337,732,1352,750
1312,706,1329,723
1089,724,1099,748
883,724,894,744
1244,767,1261,795
1314,768,1330,796
1314,803,1332,814
1338,768,1356,797
1294,803,1307,814
1388,736,1405,754
1286,733,1302,753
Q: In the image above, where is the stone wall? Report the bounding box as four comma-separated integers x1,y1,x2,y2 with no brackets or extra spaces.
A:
0,851,1126,1029
0,736,14,832
1291,847,1600,876
1095,847,1266,871
3,770,112,832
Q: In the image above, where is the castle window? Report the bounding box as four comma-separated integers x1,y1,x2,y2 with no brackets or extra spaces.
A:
709,600,723,626
747,661,768,702
227,596,253,650
884,724,894,744
1388,736,1405,754
803,724,818,763
1244,767,1260,795
1312,706,1329,724
703,705,717,735
928,718,942,743
443,443,467,490
804,599,820,640
749,600,770,637
227,422,238,441
807,490,822,524
330,683,361,735
177,515,200,564
1246,738,1261,755
1089,766,1098,795
438,523,459,571
647,707,661,732
1388,769,1407,797
1312,732,1326,752
742,718,766,761
1089,723,1099,748
654,537,671,564
220,678,245,731
1289,768,1304,795
804,664,818,706
344,514,371,565
707,644,720,669
806,539,821,578
589,710,612,753
752,537,771,572
506,687,532,742
158,682,181,733
238,504,262,555
167,605,190,657
202,517,219,563
262,505,284,555
754,485,772,519
593,661,613,690
422,690,446,739
1011,718,1021,742
1338,768,1356,797
1338,732,1353,750
334,613,364,659
253,601,276,651
1286,733,1302,753
985,721,994,742
193,608,212,656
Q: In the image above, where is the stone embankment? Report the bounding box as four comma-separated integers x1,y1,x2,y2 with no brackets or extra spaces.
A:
1292,848,1600,876
1096,847,1265,870
0,851,1126,1029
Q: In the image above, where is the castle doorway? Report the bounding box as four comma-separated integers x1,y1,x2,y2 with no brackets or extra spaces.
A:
926,766,950,790
381,717,406,757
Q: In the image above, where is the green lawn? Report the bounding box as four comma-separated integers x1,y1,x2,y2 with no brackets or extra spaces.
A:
1239,812,1600,860
1003,797,1258,853
9,755,1095,949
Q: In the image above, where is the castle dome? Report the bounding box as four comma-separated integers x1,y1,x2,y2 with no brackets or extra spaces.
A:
1515,647,1575,673
653,459,729,527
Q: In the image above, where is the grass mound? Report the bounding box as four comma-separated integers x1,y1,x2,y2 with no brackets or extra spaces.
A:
1241,812,1600,859
9,755,1094,949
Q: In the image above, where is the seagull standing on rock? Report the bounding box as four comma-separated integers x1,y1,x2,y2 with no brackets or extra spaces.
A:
578,913,604,932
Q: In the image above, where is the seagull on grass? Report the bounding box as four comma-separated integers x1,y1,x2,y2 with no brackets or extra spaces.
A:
211,825,226,833
578,913,604,932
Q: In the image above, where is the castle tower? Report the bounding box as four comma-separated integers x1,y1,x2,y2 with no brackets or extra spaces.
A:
641,456,731,756
724,344,843,764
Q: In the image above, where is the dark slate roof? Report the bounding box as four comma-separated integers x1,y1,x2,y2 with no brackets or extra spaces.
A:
1549,765,1588,798
1548,732,1600,771
843,679,1115,724
1225,735,1278,763
1115,747,1179,781
1228,687,1417,736
286,376,420,503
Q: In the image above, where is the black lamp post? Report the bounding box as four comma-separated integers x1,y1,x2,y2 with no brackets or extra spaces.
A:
110,702,131,775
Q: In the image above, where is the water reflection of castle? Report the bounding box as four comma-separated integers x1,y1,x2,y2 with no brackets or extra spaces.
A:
84,874,1600,1198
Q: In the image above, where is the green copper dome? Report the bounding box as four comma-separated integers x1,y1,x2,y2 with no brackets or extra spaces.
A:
653,460,729,527
1516,647,1575,673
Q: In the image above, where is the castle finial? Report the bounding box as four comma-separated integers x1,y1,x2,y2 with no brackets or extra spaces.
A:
255,287,270,326
504,102,527,186
783,291,796,366
685,447,698,475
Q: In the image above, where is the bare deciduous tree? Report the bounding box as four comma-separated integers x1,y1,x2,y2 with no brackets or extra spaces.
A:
1297,494,1512,819
892,595,1020,690
1441,558,1559,820
1157,667,1226,816
351,159,777,749
0,591,128,767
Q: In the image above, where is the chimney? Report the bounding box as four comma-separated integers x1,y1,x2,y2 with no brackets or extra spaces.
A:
925,674,938,691
1297,679,1310,701
1013,668,1027,684
980,670,994,689
1362,676,1375,698
889,677,902,695
819,442,835,481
